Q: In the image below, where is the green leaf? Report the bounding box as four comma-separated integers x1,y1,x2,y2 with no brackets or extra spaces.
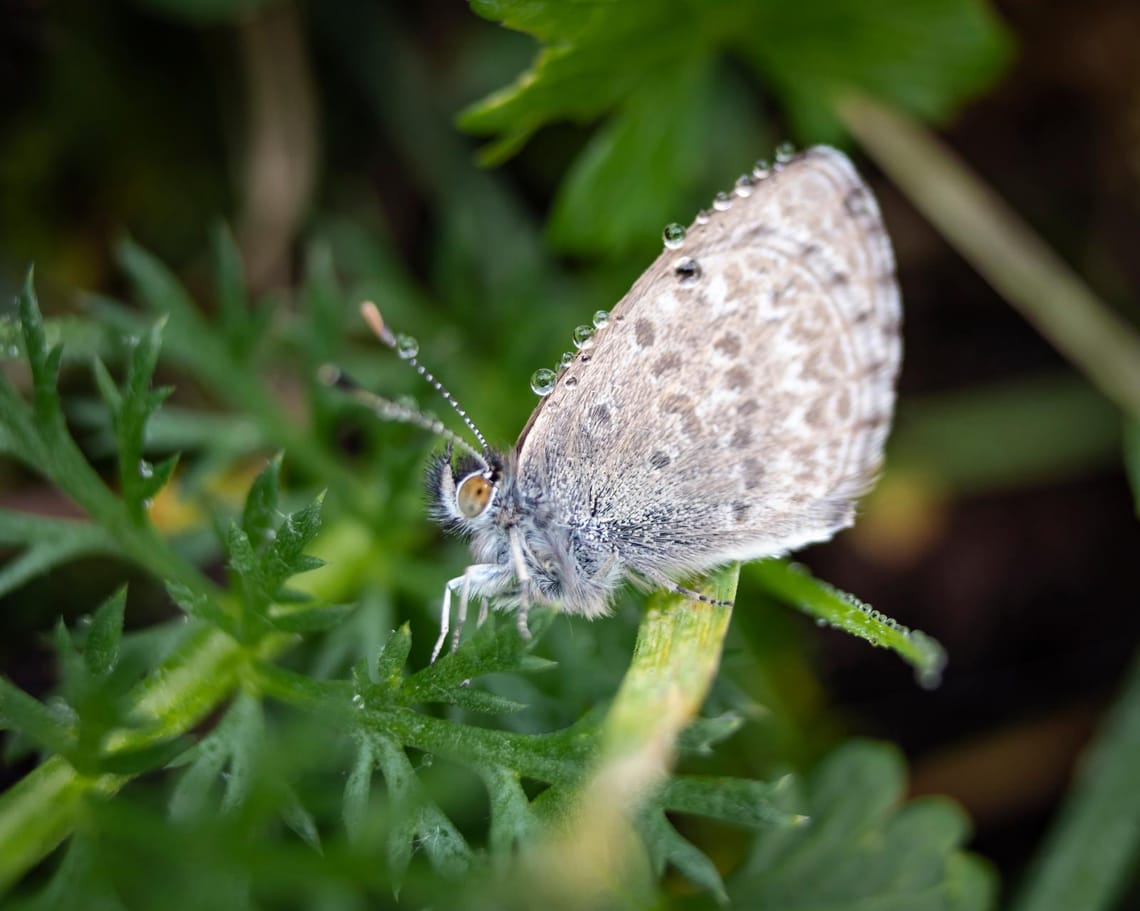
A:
371,733,472,882
165,581,238,637
661,775,796,831
729,740,995,909
343,736,375,844
481,765,541,866
1010,649,1140,911
18,267,66,427
268,604,355,634
463,0,1011,249
374,624,413,687
0,677,76,755
676,711,746,758
241,453,283,548
0,510,121,600
1124,418,1140,517
751,559,947,687
546,59,764,255
84,587,127,678
402,609,554,706
640,809,728,904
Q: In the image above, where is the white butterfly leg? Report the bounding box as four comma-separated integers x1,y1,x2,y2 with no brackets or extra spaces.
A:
431,564,505,664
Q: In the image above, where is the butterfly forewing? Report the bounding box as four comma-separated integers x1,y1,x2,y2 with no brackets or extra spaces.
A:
515,147,901,579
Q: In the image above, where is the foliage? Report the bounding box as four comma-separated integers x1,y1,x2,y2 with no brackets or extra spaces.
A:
2,0,1138,909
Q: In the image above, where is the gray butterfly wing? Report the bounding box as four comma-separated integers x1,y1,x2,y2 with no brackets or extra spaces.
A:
515,146,901,581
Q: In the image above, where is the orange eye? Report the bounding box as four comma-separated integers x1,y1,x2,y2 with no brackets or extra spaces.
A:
457,473,494,518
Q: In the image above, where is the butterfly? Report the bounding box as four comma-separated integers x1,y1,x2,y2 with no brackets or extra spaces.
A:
326,146,901,661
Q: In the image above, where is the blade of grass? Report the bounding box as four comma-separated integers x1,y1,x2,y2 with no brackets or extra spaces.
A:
1010,647,1140,911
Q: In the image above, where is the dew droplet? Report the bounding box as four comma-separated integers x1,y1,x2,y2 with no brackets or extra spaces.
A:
395,334,419,359
712,191,733,211
674,257,702,287
695,209,711,225
142,498,154,511
592,309,610,328
662,223,686,249
572,325,595,349
734,174,754,197
138,459,154,479
558,351,575,369
530,368,556,396
752,159,770,179
565,375,579,388
775,141,796,164
6,345,19,358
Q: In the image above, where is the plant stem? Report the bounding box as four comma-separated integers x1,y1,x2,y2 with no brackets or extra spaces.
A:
520,566,739,907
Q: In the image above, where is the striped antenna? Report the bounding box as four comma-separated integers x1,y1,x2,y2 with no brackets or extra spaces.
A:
318,364,489,468
359,302,490,456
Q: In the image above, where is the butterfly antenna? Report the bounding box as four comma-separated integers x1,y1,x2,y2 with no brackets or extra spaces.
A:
359,301,491,457
318,364,489,467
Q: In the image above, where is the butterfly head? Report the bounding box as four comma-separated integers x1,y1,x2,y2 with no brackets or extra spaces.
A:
428,446,507,534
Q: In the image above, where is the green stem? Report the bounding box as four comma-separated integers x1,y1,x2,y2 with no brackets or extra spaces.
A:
519,566,738,907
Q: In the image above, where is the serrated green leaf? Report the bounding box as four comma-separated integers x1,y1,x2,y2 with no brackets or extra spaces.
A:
547,59,764,255
0,677,76,755
464,0,1010,253
241,454,282,548
225,524,258,579
91,355,121,414
0,511,122,600
481,765,541,866
404,609,554,703
728,740,994,910
661,775,794,830
641,809,728,904
165,581,237,637
19,268,65,426
676,712,745,757
280,787,322,853
343,737,375,844
84,587,127,677
374,624,413,686
139,452,179,501
268,603,354,634
439,686,528,716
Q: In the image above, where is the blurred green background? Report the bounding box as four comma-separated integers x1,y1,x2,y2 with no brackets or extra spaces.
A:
1,0,1139,907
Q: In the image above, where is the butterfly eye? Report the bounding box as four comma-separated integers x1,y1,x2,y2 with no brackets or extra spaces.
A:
456,472,495,518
